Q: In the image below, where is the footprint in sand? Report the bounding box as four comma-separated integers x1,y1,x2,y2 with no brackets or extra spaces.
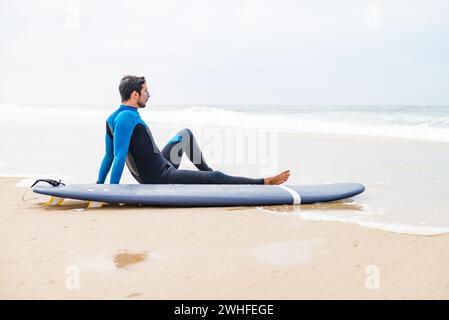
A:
75,250,149,272
113,251,149,269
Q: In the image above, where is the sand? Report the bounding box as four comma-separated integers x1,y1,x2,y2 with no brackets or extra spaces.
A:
1,176,448,299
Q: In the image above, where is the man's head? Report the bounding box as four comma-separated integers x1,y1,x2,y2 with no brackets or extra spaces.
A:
119,75,149,108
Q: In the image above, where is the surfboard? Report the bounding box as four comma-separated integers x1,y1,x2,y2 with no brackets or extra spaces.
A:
32,183,365,207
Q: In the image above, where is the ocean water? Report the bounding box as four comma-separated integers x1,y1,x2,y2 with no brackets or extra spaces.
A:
5,104,449,142
1,103,448,236
152,104,449,142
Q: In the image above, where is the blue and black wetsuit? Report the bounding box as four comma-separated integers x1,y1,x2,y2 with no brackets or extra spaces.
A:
97,105,264,185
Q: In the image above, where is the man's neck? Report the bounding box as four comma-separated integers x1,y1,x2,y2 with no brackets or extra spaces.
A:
121,101,139,109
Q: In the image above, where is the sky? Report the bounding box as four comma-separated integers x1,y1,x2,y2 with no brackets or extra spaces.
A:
0,0,448,106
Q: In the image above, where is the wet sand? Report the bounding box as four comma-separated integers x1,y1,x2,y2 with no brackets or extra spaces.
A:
1,177,448,299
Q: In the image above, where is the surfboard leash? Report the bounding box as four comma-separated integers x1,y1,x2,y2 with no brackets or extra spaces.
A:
29,178,65,188
21,178,66,202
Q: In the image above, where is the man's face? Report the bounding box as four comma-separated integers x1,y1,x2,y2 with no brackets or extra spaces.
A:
137,83,150,108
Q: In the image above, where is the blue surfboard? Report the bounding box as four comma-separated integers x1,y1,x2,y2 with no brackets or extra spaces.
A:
33,183,365,207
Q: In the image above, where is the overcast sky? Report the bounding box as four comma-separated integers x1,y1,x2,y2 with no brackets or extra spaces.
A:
1,0,448,106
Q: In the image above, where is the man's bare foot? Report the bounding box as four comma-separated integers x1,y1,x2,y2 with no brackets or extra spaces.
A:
264,170,290,185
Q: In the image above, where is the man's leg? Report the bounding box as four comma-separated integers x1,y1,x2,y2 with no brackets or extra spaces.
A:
161,128,213,171
161,167,264,185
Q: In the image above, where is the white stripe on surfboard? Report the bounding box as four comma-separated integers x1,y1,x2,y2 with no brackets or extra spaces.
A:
278,185,302,204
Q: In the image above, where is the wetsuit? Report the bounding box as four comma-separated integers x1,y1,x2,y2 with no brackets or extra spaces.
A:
97,105,264,185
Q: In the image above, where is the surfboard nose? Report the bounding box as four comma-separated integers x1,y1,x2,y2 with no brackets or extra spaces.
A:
342,182,365,199
288,183,365,204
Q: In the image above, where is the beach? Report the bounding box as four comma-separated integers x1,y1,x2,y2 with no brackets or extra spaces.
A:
2,0,449,301
1,104,449,299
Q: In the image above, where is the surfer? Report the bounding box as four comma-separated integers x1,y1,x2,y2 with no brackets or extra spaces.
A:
97,75,290,185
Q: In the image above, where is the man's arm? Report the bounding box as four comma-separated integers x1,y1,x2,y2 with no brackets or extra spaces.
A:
109,112,136,184
97,124,114,184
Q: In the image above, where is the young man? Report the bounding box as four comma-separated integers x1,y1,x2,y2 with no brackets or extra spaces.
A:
97,75,290,185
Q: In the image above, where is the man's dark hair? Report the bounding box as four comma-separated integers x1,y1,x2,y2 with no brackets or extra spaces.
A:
119,75,146,102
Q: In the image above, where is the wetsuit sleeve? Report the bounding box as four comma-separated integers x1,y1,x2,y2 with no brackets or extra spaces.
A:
97,126,114,184
109,112,136,184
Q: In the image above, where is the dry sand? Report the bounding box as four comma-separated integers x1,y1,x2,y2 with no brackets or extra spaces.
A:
1,177,448,299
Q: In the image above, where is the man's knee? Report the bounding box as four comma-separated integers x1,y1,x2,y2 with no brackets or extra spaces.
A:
181,128,193,136
167,128,192,145
176,128,194,144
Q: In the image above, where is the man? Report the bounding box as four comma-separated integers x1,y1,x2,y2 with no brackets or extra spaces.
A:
97,75,290,185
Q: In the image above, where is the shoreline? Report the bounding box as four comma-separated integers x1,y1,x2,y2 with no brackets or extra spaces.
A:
2,129,449,236
6,174,449,237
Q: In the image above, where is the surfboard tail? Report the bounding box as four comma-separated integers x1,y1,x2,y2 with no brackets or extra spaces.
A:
45,196,64,206
87,201,105,208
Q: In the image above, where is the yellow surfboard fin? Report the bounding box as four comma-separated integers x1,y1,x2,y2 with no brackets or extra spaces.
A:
45,196,64,206
87,201,105,208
